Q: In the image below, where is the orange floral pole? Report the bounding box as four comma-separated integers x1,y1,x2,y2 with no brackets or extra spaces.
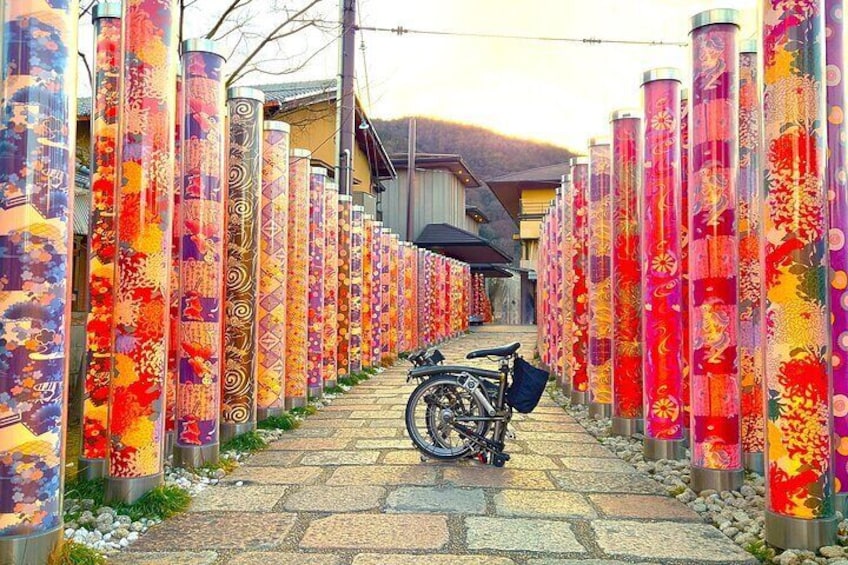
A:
323,181,339,388
361,216,374,367
337,195,353,377
349,205,365,372
285,149,310,408
307,167,326,397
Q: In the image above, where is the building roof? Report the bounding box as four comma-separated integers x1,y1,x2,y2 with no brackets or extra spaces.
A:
390,153,482,188
415,223,513,264
470,263,513,278
486,162,572,221
465,206,489,224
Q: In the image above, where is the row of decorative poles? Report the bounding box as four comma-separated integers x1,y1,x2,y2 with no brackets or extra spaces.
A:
537,2,844,551
0,1,471,562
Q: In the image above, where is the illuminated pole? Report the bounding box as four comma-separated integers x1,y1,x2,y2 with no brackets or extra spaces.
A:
81,1,121,479
349,205,365,372
174,39,227,468
220,87,265,441
688,9,743,491
559,178,574,394
569,157,590,404
107,0,179,503
307,167,327,397
681,89,692,434
337,194,353,377
389,233,400,358
323,181,339,388
0,1,78,561
380,228,391,360
610,109,643,436
587,137,613,419
826,0,848,509
762,0,837,548
738,40,764,473
361,216,374,367
285,149,310,408
417,248,428,346
641,68,686,461
371,222,384,363
166,69,183,456
410,245,420,348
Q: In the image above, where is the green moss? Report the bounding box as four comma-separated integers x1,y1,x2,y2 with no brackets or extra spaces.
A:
667,485,686,497
291,405,318,417
221,430,268,453
323,385,346,395
195,457,238,475
114,485,191,521
52,540,106,565
744,540,775,563
258,412,300,431
363,367,378,375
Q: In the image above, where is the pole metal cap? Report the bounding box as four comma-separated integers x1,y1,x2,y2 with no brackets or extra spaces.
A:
92,1,121,20
642,67,682,85
182,38,228,60
264,121,290,132
740,38,758,53
690,8,740,32
227,87,266,103
610,108,642,122
291,148,311,158
570,156,589,167
588,136,610,147
311,166,328,176
338,194,353,202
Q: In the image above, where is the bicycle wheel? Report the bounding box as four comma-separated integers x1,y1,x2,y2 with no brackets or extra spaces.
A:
405,374,490,460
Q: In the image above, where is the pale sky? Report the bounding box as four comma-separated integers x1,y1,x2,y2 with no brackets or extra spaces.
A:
78,0,758,151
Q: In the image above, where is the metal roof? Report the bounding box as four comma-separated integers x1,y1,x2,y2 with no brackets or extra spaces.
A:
414,223,513,264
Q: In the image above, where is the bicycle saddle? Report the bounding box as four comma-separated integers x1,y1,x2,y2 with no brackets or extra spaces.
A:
466,342,520,359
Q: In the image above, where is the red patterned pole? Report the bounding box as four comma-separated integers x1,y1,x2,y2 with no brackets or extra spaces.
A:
285,149,310,408
361,216,373,367
337,194,353,377
349,205,364,372
680,89,692,434
106,0,180,503
570,157,590,405
389,233,400,358
307,167,326,397
380,229,391,360
165,69,182,456
641,68,686,461
173,40,227,468
610,109,644,436
323,181,339,388
371,222,384,363
81,2,121,479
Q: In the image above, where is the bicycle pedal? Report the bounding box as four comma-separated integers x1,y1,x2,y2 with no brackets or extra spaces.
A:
505,430,516,440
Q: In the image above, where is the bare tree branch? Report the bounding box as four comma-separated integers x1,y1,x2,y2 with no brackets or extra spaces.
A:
204,0,247,39
78,51,93,87
79,0,97,18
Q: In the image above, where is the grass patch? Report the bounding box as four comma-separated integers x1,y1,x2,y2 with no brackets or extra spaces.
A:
195,457,238,475
363,366,379,375
744,540,775,563
258,412,300,431
63,478,106,520
221,430,268,453
52,540,106,565
114,485,191,521
323,385,346,395
290,405,318,417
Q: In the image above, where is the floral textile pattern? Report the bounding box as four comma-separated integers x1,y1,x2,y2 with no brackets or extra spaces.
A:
641,75,686,443
83,11,121,461
762,0,833,520
348,207,364,372
322,183,339,383
680,94,692,427
551,196,563,378
558,190,573,383
336,197,352,376
221,94,263,430
738,48,764,460
0,0,78,536
257,126,289,412
399,244,415,352
108,0,179,480
388,234,400,358
361,217,373,367
588,142,613,408
285,151,310,403
570,162,590,394
380,231,392,359
611,115,643,420
307,169,326,392
689,21,742,473
176,49,226,451
166,72,183,442
370,223,384,363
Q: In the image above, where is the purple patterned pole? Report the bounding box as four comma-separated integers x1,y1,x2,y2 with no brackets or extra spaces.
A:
349,205,364,372
307,167,326,398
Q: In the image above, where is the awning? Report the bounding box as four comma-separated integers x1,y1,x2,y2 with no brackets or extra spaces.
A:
414,223,513,264
470,263,513,278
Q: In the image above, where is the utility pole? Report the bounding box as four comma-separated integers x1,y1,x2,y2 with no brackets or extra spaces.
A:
405,117,416,241
336,0,356,196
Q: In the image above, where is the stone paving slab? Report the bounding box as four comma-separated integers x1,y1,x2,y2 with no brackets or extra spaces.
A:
266,438,352,451
333,427,399,438
112,552,218,565
300,450,381,466
515,421,588,433
189,485,287,512
549,470,666,494
442,467,556,489
353,555,516,565
525,441,618,458
300,513,449,550
465,516,586,553
500,453,560,470
327,464,438,486
129,512,295,551
493,489,596,519
225,465,324,485
557,456,639,474
589,494,702,520
228,553,342,565
591,520,757,563
283,485,385,512
385,486,487,514
241,451,301,467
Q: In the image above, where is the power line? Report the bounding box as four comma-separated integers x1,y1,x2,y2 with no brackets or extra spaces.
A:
355,24,688,48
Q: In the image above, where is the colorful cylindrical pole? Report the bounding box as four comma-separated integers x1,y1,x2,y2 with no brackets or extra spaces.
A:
337,195,353,377
362,216,374,367
641,68,686,461
762,0,837,548
380,228,392,361
738,40,764,474
221,87,265,441
550,192,563,380
570,157,590,405
285,149,310,408
174,40,227,468
0,1,78,560
323,181,339,388
307,168,326,397
410,245,420,348
558,179,574,393
371,222,384,363
81,2,121,479
166,69,183,456
587,137,613,419
107,0,179,503
610,109,644,436
389,233,400,359
827,0,848,510
680,89,692,434
256,122,290,419
417,248,428,347
349,205,365,373
688,9,743,492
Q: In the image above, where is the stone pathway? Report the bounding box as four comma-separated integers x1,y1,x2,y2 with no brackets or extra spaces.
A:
116,326,755,565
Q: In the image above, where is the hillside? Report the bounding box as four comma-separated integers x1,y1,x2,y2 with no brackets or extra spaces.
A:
373,117,576,264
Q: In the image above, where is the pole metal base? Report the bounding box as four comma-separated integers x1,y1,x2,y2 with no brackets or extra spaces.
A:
308,386,323,399
836,493,848,516
588,402,612,420
611,417,642,437
743,451,764,475
325,379,337,390
285,396,307,410
643,437,686,461
173,443,219,469
560,378,572,397
220,422,255,444
257,406,285,421
570,390,590,406
164,431,175,459
0,526,62,565
765,509,837,550
78,457,107,480
105,472,164,504
690,466,744,493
